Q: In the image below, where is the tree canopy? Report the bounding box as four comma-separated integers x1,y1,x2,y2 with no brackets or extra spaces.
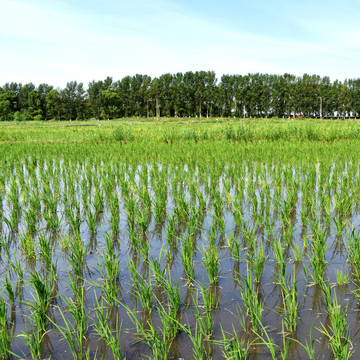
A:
1,72,359,120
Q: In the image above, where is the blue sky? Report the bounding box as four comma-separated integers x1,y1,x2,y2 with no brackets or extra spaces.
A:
1,0,359,88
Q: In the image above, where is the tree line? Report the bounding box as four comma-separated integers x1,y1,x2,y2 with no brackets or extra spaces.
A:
0,71,359,121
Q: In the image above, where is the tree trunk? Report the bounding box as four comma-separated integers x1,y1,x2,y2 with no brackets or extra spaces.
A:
156,98,160,120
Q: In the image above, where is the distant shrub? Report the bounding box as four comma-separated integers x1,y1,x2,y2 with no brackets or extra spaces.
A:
113,126,133,141
224,125,235,140
182,129,199,142
13,111,26,122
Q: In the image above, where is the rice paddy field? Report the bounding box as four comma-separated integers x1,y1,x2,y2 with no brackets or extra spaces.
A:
2,118,360,359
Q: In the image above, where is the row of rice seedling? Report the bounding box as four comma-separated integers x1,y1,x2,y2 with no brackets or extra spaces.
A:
1,136,360,358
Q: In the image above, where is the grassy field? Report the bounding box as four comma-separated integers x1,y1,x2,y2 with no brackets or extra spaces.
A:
0,118,360,359
1,117,360,143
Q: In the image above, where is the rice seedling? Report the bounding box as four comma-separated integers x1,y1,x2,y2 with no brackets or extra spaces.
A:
247,238,267,283
293,319,318,360
218,325,251,360
165,213,177,249
252,320,278,360
28,270,52,331
65,204,81,235
10,256,24,283
336,267,351,286
52,275,89,360
4,122,360,359
156,299,181,342
290,242,304,262
239,265,263,333
109,193,120,234
0,295,13,360
280,271,300,334
18,232,35,259
122,300,173,360
85,208,97,235
201,227,219,281
345,228,360,282
4,276,14,307
308,225,328,285
19,324,47,360
272,237,286,286
94,247,120,306
24,207,37,234
151,249,166,287
318,292,353,359
226,233,241,262
93,298,125,360
66,235,88,278
128,259,153,311
43,208,61,233
179,320,211,360
180,235,195,284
